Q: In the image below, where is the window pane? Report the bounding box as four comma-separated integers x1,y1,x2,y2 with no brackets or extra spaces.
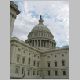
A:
15,68,18,73
48,62,50,67
37,71,39,75
28,58,30,64
17,55,20,62
28,70,30,76
48,70,50,76
33,71,35,75
22,57,25,64
37,62,39,67
33,61,35,66
55,61,57,67
15,66,19,74
63,71,66,75
22,67,25,74
62,60,65,66
55,70,58,76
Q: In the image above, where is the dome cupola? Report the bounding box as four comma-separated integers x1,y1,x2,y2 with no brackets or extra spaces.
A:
25,15,56,50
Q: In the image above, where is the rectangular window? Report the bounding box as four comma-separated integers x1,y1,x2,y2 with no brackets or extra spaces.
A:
38,56,39,59
55,70,58,76
63,71,66,75
15,66,19,74
33,61,35,66
37,71,39,75
22,57,25,64
48,62,50,67
55,61,57,67
17,55,20,63
62,60,65,66
33,71,35,75
38,40,40,47
22,67,25,74
15,68,18,73
28,70,30,76
37,62,39,67
28,58,30,64
48,70,50,76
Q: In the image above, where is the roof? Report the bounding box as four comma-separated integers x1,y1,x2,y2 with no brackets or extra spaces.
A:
32,15,50,32
32,24,50,32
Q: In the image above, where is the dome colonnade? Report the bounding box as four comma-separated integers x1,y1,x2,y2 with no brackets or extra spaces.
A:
25,15,56,49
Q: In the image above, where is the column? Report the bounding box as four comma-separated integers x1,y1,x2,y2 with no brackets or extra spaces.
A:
32,40,33,47
47,40,48,48
49,41,50,48
41,40,42,47
40,40,41,47
50,41,51,48
44,40,45,47
30,40,32,46
46,40,47,48
38,40,39,47
46,40,49,48
10,17,15,36
37,40,38,47
35,40,36,47
30,40,31,46
32,40,34,47
34,40,35,47
43,40,44,47
28,41,29,45
52,42,53,48
45,40,46,48
33,40,34,47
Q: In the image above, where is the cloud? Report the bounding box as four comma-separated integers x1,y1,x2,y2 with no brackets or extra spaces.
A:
12,0,69,47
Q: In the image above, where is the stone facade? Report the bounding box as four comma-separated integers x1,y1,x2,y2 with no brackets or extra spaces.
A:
10,15,69,79
10,37,69,79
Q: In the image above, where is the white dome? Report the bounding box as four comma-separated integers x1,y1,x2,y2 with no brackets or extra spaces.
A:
32,24,50,32
26,15,56,49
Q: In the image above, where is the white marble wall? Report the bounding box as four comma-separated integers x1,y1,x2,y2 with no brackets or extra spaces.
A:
10,38,69,79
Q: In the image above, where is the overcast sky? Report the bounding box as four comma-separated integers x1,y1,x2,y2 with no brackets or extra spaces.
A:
11,0,69,47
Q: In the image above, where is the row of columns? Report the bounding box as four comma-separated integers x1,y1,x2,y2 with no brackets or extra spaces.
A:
29,40,54,48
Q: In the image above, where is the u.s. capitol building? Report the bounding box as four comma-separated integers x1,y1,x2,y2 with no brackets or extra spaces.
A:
10,1,69,79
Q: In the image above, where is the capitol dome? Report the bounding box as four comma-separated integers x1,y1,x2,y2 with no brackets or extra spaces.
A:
25,15,56,50
32,24,50,32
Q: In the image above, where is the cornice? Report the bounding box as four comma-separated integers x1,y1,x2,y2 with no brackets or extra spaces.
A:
10,37,69,54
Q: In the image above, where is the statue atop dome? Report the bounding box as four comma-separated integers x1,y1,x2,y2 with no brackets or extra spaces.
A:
40,15,42,20
39,15,44,24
